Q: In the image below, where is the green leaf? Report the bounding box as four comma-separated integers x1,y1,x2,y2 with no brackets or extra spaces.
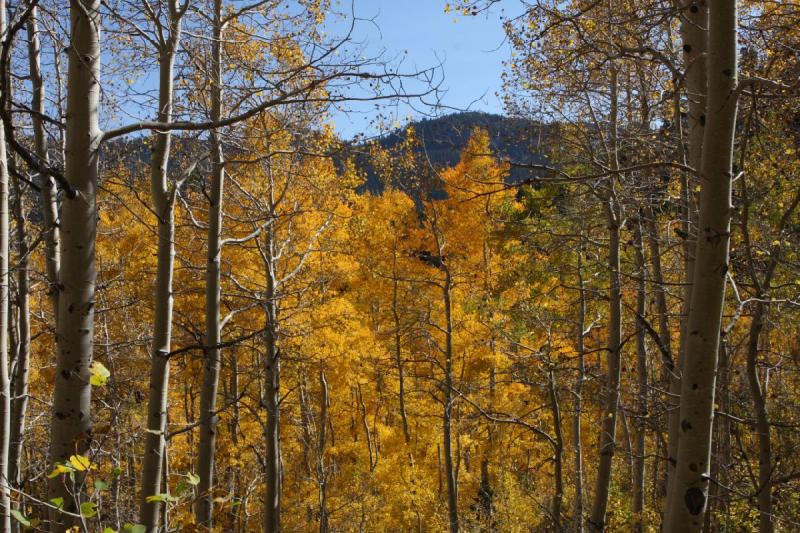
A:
123,524,147,533
186,472,200,486
49,497,64,509
10,510,30,527
80,501,98,518
175,480,188,496
103,528,117,533
112,466,123,477
95,479,110,492
89,361,111,386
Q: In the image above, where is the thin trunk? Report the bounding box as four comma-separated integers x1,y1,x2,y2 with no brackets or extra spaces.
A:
664,2,738,530
140,6,182,529
746,302,774,533
27,6,60,323
573,242,586,533
47,0,101,523
0,0,10,525
632,218,648,533
548,368,564,531
392,277,411,444
589,66,622,533
262,176,281,533
196,0,225,525
317,372,329,533
9,167,29,516
443,269,459,533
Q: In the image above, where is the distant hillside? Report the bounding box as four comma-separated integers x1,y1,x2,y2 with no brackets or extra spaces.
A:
355,112,555,194
100,112,554,199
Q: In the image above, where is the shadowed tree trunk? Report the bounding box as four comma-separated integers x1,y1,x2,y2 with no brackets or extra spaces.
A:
664,1,738,530
666,0,707,502
589,65,622,533
573,238,586,533
196,0,226,526
632,217,648,533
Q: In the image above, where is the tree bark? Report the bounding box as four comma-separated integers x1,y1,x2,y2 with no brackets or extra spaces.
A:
261,160,281,533
0,0,11,525
47,0,101,523
140,3,183,529
317,371,329,533
26,6,60,322
667,0,708,500
9,165,29,532
746,303,774,533
442,267,459,533
664,2,738,530
632,217,648,533
196,0,226,526
548,368,564,531
589,66,622,533
573,240,586,533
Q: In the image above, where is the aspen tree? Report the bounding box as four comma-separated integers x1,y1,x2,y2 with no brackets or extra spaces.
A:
46,0,101,522
139,0,186,529
664,1,738,530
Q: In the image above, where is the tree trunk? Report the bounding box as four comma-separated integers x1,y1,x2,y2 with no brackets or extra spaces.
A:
26,6,60,321
666,0,708,501
573,241,586,533
9,165,29,529
548,368,564,531
392,277,411,444
664,2,738,530
262,180,281,533
140,5,182,528
589,66,622,533
632,218,648,533
0,0,11,524
196,0,225,525
443,269,459,533
746,302,774,533
317,371,329,533
47,0,101,523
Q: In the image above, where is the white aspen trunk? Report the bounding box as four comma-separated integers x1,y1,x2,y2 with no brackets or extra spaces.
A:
139,4,182,529
9,169,29,533
196,0,225,525
0,0,11,526
746,303,774,533
667,0,708,500
317,371,329,533
664,2,738,530
262,191,281,533
589,66,622,533
26,6,60,320
47,0,101,525
264,231,283,533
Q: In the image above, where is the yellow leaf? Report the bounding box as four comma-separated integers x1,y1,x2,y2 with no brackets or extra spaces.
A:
47,463,74,478
89,361,111,386
69,454,95,471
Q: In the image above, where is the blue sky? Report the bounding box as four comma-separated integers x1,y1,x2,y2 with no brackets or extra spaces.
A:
325,0,514,138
